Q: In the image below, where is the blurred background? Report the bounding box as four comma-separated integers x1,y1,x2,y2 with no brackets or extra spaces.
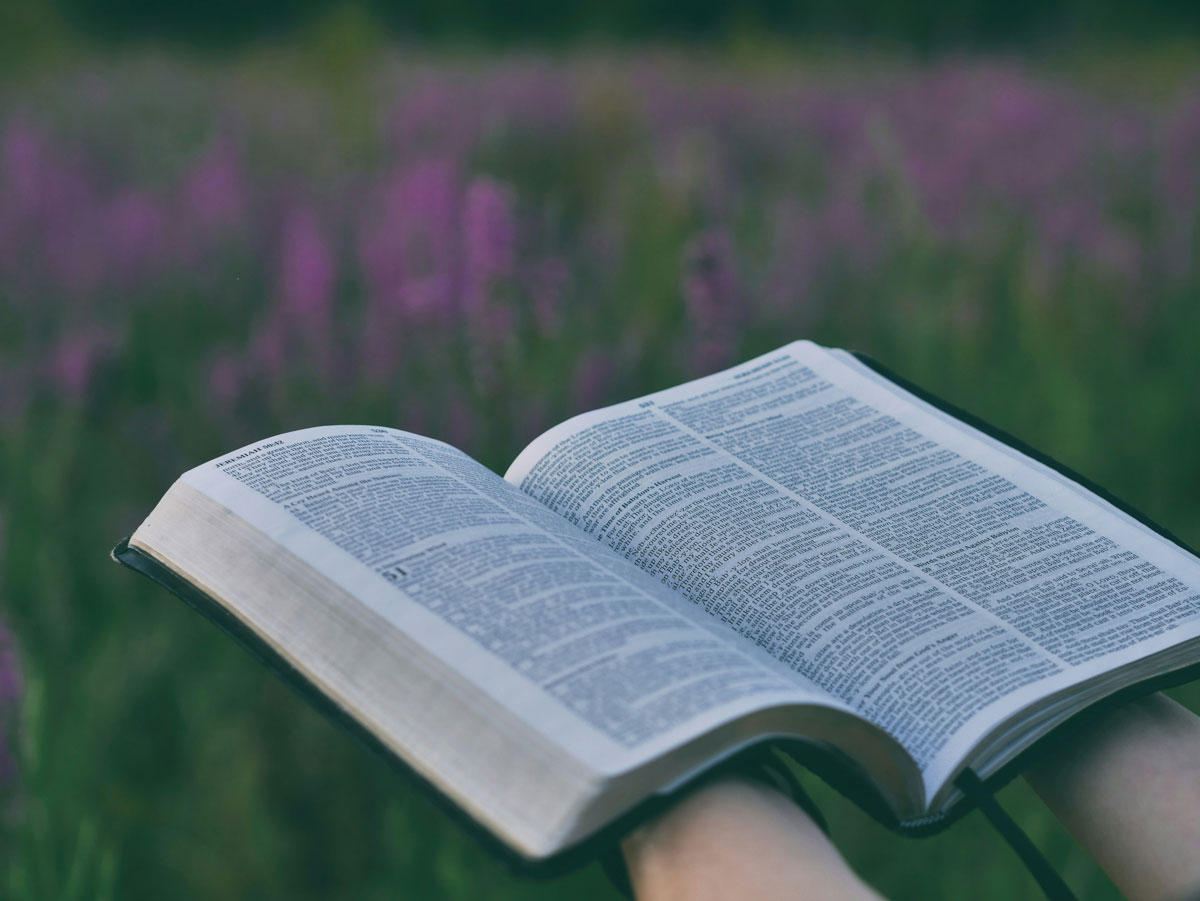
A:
1,0,1199,896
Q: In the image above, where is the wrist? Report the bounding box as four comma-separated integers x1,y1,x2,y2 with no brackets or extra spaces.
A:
607,747,828,898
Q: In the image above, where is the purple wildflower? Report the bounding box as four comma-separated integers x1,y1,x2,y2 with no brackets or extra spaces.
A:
183,139,246,233
0,619,20,788
391,78,478,160
461,177,518,390
106,190,168,285
359,158,460,325
0,626,20,711
277,205,336,334
40,159,104,300
462,177,516,314
1,120,44,217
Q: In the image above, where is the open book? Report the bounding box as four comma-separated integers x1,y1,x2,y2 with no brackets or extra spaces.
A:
114,340,1200,866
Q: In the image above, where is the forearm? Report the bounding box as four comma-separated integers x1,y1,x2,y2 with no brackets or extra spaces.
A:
1024,693,1200,901
620,777,880,901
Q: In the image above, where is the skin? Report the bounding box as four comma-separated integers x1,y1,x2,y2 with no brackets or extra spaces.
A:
1024,693,1200,901
621,693,1200,901
620,776,882,901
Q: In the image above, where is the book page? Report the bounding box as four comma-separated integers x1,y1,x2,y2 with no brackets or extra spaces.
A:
178,426,846,774
506,341,1200,799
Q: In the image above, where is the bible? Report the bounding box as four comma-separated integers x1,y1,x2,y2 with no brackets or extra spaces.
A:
113,340,1200,869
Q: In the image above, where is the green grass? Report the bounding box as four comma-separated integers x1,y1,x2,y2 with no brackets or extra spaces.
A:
5,264,1198,900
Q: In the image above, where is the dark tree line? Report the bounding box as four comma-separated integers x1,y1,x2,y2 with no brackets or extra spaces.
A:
56,0,1200,48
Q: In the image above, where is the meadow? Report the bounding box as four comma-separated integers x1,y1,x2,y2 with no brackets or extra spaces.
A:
1,44,1199,898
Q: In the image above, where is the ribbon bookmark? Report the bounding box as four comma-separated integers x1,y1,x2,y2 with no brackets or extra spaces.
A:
954,769,1076,901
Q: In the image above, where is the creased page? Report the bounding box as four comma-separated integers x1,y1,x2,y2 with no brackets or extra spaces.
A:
507,341,1200,802
174,426,844,775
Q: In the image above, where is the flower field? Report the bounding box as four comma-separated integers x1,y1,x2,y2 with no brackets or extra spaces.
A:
1,48,1199,897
